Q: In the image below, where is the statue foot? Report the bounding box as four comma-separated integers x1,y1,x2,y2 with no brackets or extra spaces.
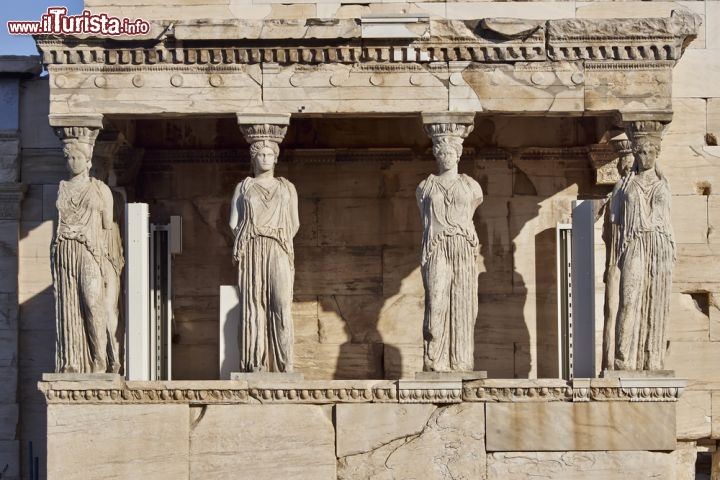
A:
109,362,121,374
91,360,107,373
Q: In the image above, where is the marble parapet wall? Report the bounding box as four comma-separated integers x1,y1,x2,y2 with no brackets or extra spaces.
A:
39,377,690,479
34,11,700,116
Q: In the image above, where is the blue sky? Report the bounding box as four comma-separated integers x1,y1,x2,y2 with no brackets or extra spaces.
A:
1,0,84,55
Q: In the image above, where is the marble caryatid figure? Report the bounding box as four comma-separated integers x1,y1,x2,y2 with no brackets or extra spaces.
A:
52,126,116,373
417,118,483,372
601,137,635,371
610,121,675,371
91,137,126,373
230,120,299,373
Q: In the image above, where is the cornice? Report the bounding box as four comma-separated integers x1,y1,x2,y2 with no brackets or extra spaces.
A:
34,12,699,68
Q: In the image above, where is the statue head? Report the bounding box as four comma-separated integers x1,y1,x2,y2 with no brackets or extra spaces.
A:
432,137,463,172
63,140,94,177
249,140,280,176
632,136,661,172
618,153,635,177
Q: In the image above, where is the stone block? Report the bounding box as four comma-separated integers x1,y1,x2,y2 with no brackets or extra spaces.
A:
19,184,42,222
0,404,18,440
0,367,16,404
709,2,720,49
295,197,317,246
576,1,704,51
660,146,720,196
713,391,720,439
41,185,58,222
461,64,584,114
295,246,382,296
19,79,61,150
487,443,697,480
383,343,423,380
376,294,424,346
486,402,676,451
0,440,19,479
380,160,435,199
0,257,17,294
0,329,17,368
666,341,720,389
674,244,720,291
671,195,708,244
47,404,189,479
318,295,383,344
0,294,18,331
18,220,53,259
668,292,710,342
317,198,381,246
710,292,720,342
446,2,573,20
18,256,52,302
18,289,53,331
19,150,65,185
335,403,436,457
663,98,707,147
586,66,671,113
295,343,383,380
289,162,383,199
0,221,18,258
673,49,720,98
337,403,485,480
709,99,720,146
190,404,335,479
677,389,712,440
709,196,720,244
381,247,423,297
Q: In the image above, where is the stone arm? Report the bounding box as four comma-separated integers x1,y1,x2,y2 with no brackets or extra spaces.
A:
416,180,426,220
229,182,242,233
99,181,114,230
288,181,300,237
469,176,484,210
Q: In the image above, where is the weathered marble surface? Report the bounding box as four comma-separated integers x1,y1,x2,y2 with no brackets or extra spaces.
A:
609,121,675,371
51,121,122,374
231,117,298,373
337,403,485,480
486,402,676,451
487,442,696,480
47,404,189,479
190,404,336,479
418,113,482,372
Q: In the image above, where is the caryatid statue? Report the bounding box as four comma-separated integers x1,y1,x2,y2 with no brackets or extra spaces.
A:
52,124,117,374
609,120,676,371
417,114,483,372
230,115,299,373
601,135,635,371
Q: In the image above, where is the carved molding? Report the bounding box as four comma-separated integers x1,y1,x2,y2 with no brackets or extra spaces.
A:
38,378,684,404
397,381,463,404
35,13,699,68
463,384,573,402
237,113,290,145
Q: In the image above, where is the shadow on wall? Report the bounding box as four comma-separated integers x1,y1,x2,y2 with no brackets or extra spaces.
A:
124,116,607,381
